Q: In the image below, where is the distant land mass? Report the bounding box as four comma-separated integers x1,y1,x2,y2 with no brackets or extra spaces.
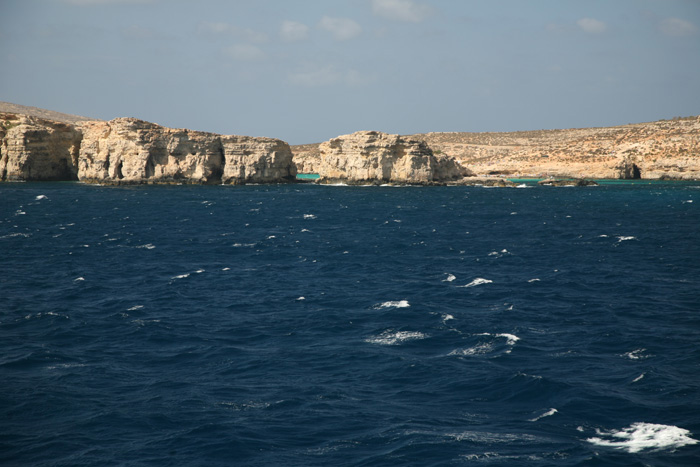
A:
1,102,699,184
0,101,100,125
293,117,700,181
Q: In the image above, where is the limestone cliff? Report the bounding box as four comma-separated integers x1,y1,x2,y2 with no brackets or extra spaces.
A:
79,118,295,185
1,113,82,181
315,131,470,184
1,112,295,184
409,117,700,180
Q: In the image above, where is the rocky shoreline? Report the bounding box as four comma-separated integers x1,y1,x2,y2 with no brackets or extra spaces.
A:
1,103,698,185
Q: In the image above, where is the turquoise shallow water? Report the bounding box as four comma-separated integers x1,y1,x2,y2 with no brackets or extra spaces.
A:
2,182,699,466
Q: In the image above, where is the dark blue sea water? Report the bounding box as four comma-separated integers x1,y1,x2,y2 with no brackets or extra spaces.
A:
2,181,699,466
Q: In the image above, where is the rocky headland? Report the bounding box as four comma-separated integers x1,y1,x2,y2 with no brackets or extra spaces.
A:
1,108,295,185
293,118,700,182
313,131,470,185
2,101,699,184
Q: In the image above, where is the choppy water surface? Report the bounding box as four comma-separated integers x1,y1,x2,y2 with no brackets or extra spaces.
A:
2,182,699,466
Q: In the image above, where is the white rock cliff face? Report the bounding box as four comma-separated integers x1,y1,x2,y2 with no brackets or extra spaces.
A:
1,113,295,184
79,118,295,184
0,113,82,181
316,131,469,184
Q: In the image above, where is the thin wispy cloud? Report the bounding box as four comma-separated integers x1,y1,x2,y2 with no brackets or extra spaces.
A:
318,16,362,41
280,20,309,42
371,0,432,23
660,18,698,37
577,18,607,34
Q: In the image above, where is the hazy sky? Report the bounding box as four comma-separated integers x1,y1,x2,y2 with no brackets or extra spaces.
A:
1,0,699,143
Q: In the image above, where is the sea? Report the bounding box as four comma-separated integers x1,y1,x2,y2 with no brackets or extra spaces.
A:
1,180,699,466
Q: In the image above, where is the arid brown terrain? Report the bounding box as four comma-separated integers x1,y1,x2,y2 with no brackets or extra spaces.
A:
294,117,700,180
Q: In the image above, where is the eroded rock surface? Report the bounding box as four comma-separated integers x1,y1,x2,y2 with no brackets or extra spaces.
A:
315,131,470,184
1,112,295,184
1,113,82,181
79,118,295,185
409,117,700,180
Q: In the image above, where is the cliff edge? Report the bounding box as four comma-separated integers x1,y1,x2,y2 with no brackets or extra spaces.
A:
314,131,470,185
1,112,295,184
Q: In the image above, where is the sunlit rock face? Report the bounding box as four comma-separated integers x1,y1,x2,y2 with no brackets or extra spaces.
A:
316,130,470,184
1,113,82,181
77,118,295,185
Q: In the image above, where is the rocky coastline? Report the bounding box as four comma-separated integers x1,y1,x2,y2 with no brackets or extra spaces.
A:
1,103,698,185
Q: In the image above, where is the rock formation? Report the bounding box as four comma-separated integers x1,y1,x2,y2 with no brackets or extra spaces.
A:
1,113,82,181
408,117,700,180
79,119,295,185
314,131,470,184
1,112,296,184
3,102,700,184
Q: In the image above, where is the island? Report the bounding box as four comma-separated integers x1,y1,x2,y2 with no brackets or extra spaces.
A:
2,102,698,185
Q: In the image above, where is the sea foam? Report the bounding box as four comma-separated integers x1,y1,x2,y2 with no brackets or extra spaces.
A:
529,408,558,422
460,278,493,288
587,423,698,453
366,330,427,345
376,300,410,308
617,236,637,242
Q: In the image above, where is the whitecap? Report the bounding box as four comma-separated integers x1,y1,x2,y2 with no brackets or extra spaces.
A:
195,269,205,274
301,228,311,233
623,348,650,360
449,343,493,356
303,214,316,219
476,332,520,345
442,314,454,323
443,274,456,282
529,408,558,422
587,423,698,453
0,232,31,239
222,267,231,271
366,330,427,345
127,305,144,311
488,249,509,256
528,278,540,283
172,273,190,280
35,195,48,200
376,300,410,308
495,333,520,345
74,277,85,282
617,236,637,242
632,373,645,383
459,278,493,288
267,235,276,239
47,363,86,370
136,243,156,249
296,296,305,301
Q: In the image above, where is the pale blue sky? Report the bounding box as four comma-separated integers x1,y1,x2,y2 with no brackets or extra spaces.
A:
1,0,699,143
